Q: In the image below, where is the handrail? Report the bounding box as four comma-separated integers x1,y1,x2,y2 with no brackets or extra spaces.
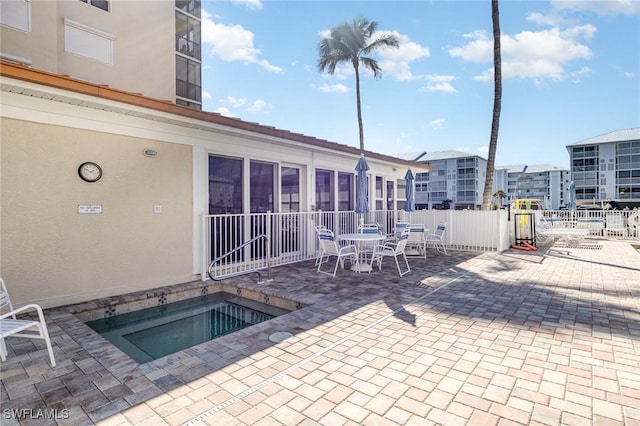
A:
208,234,272,283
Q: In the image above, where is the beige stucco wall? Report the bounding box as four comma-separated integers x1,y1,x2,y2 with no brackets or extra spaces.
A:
1,1,175,101
1,118,194,308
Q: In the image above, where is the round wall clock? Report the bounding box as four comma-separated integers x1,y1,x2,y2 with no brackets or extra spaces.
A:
78,162,102,182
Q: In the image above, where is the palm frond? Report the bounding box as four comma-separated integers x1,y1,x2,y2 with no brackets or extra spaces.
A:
360,57,382,78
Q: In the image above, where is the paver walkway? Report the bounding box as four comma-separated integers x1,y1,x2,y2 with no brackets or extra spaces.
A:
1,239,639,425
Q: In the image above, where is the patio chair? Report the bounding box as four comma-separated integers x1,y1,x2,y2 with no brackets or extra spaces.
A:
425,222,448,255
385,222,409,243
316,230,359,277
357,223,381,260
605,213,627,237
0,277,56,367
405,224,427,258
370,229,411,277
314,225,328,265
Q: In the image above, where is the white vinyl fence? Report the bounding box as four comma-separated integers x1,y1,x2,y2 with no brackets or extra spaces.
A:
202,209,511,280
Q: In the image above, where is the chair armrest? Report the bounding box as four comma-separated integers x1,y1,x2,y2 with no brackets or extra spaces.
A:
0,303,46,322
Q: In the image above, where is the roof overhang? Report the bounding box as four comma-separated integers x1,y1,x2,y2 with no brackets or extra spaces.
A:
0,61,431,173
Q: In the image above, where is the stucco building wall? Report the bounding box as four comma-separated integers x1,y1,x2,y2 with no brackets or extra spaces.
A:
1,118,194,307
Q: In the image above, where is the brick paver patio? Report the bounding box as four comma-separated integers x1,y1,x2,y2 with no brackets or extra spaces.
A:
1,239,639,425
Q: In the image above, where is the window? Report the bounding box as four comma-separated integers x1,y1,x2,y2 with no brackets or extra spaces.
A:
250,162,274,214
281,167,300,213
176,0,201,17
338,173,353,211
315,170,334,211
80,0,109,12
176,55,201,102
64,19,114,65
386,180,394,210
0,0,31,32
176,11,201,59
209,155,242,214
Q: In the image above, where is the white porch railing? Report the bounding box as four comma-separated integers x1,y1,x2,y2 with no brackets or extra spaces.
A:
202,209,511,281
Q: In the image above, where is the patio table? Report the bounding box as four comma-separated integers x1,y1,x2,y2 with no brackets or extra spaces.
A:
338,232,386,273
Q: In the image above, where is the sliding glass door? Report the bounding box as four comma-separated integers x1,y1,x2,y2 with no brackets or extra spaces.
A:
209,155,244,263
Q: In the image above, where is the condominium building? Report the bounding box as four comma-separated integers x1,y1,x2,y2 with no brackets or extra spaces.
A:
566,128,640,207
0,0,202,108
408,150,487,210
492,164,571,210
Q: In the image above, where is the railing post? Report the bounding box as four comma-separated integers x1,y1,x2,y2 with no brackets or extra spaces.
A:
201,213,208,281
266,211,272,281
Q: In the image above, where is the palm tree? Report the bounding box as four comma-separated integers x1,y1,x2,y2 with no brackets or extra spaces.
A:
481,0,502,210
493,189,506,208
318,18,399,152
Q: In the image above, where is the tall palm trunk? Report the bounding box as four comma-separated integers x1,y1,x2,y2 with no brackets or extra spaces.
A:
353,60,365,152
482,0,502,210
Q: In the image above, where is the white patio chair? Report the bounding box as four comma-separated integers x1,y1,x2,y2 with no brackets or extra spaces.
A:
314,225,328,265
605,213,627,237
405,224,427,258
370,229,411,277
425,222,448,255
0,277,56,367
385,222,409,243
357,223,381,260
316,230,359,277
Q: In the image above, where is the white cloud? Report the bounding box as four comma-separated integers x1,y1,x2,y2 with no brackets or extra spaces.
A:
231,0,262,10
569,66,592,82
428,119,446,129
420,75,456,93
450,26,595,83
220,95,247,108
247,99,269,112
477,146,489,156
316,83,349,93
625,71,636,79
214,107,236,117
202,91,212,100
201,9,282,72
377,32,430,81
550,0,640,16
217,96,270,114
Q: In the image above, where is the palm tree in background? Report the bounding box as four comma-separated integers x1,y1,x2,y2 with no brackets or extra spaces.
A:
482,0,502,210
318,18,399,152
493,189,507,208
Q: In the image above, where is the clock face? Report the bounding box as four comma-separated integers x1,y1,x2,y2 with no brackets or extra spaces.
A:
78,162,102,182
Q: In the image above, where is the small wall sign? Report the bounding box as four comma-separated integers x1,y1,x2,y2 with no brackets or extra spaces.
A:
78,205,103,214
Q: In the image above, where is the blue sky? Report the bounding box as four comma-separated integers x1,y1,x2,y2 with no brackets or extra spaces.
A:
200,0,640,167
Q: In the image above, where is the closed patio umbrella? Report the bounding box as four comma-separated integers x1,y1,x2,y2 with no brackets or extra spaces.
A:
568,181,576,210
403,168,415,212
355,154,370,218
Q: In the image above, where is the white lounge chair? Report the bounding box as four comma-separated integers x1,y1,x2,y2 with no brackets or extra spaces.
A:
316,230,358,277
0,277,56,367
425,222,448,255
370,229,411,277
537,218,588,244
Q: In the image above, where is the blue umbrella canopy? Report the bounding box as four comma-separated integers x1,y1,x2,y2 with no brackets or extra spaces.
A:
355,154,370,214
403,169,415,212
568,181,576,210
